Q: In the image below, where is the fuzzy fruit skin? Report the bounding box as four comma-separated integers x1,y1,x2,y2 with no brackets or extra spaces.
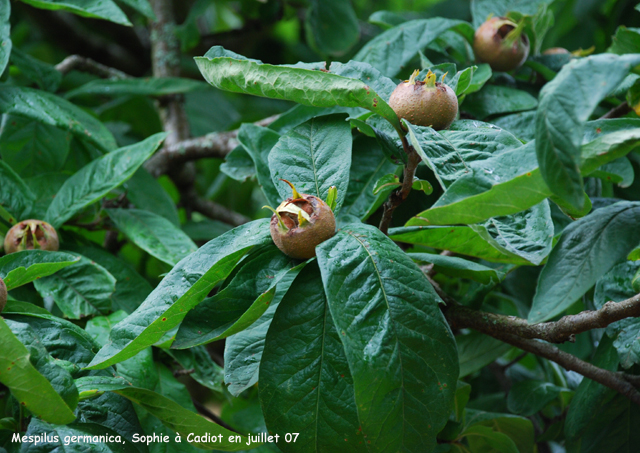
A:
0,278,6,314
473,17,530,72
389,81,458,130
4,219,59,254
270,194,336,260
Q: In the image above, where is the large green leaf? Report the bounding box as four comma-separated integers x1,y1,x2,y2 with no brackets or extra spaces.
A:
195,46,403,135
237,124,282,208
535,54,640,210
124,168,180,226
65,242,152,314
87,219,272,369
316,223,458,452
463,86,537,120
463,410,535,453
34,256,116,319
10,47,61,92
74,376,250,450
173,245,302,349
0,250,80,289
470,0,551,27
506,381,568,417
529,201,640,323
269,114,351,212
339,135,400,221
594,261,640,369
305,0,359,56
164,346,225,393
353,18,474,77
0,114,71,177
259,263,366,453
0,86,117,152
565,336,640,452
457,331,512,378
0,159,36,220
409,253,505,285
45,133,166,228
0,317,76,424
18,0,131,26
106,208,197,266
66,78,208,99
0,0,10,75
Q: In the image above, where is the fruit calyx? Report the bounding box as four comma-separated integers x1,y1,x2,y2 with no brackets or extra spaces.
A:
264,180,336,260
388,69,458,130
3,219,60,254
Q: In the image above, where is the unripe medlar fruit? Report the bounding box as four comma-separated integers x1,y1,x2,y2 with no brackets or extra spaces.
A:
4,219,59,254
0,277,6,314
473,17,530,72
265,180,336,260
389,69,458,130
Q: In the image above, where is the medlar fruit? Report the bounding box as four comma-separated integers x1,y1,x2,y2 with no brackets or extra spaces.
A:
4,219,59,254
265,180,336,260
389,69,458,130
473,16,530,72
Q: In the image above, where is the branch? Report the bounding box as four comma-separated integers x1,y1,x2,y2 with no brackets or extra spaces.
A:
144,114,279,177
184,188,251,227
445,293,640,344
379,135,420,235
56,55,131,79
601,101,632,119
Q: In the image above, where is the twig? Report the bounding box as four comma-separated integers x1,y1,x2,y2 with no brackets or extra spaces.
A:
173,368,195,377
144,114,279,177
601,101,632,119
56,55,131,79
185,188,251,227
192,400,239,434
379,135,421,235
444,294,640,344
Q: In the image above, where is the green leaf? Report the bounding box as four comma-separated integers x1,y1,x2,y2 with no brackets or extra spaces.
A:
353,18,474,77
594,261,640,369
0,317,76,424
0,0,10,75
463,86,537,120
66,78,208,99
0,86,117,152
6,318,79,411
74,376,250,450
45,133,166,228
115,0,155,19
305,0,359,56
10,47,61,92
507,381,568,417
464,409,535,453
492,111,537,143
18,0,131,26
173,245,304,349
608,26,640,54
220,146,256,182
269,114,352,213
237,124,282,208
0,250,80,289
456,331,512,378
470,0,551,28
535,54,640,210
65,241,152,314
0,114,72,177
409,253,505,285
316,223,458,452
106,208,197,266
164,346,224,393
589,156,634,187
529,201,640,323
182,218,232,242
259,263,366,453
195,46,403,135
87,219,272,369
565,336,640,452
124,168,180,226
372,173,400,195
461,425,519,453
34,256,116,319
0,159,36,220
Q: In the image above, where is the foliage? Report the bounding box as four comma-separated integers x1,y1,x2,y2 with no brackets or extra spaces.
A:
2,1,640,453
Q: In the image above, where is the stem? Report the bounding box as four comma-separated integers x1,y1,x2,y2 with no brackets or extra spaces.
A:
379,134,420,235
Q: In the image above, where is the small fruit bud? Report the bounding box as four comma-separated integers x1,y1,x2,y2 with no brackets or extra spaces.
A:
388,69,458,130
3,219,60,254
0,277,6,314
473,17,530,72
326,186,338,212
264,180,336,260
